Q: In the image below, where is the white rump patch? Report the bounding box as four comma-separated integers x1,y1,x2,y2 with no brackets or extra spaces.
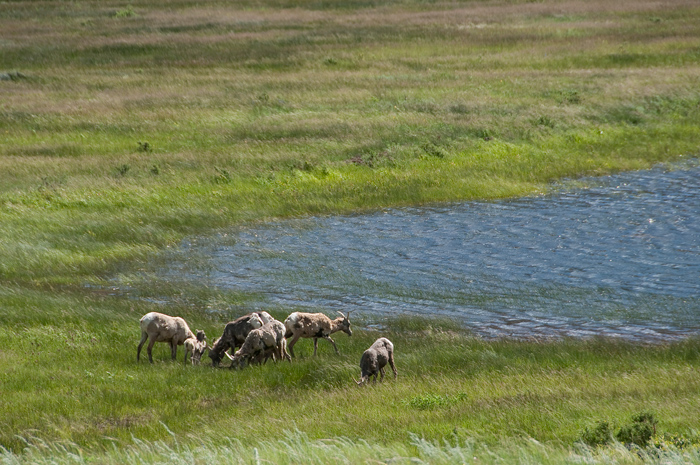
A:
249,314,263,329
139,312,158,330
284,312,299,331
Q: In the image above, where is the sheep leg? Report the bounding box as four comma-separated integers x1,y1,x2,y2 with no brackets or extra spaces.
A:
379,367,385,382
278,341,291,363
313,338,319,356
287,333,302,358
170,341,177,360
137,332,148,362
388,353,398,379
147,338,157,364
322,335,340,355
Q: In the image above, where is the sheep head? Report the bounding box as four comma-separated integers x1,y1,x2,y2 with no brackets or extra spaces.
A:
354,375,370,386
226,349,249,369
209,337,230,367
192,341,208,364
336,311,352,336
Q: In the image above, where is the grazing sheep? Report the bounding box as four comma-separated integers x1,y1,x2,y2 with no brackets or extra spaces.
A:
284,311,352,357
137,312,198,363
356,337,397,385
208,312,268,367
250,319,290,365
184,330,207,365
228,320,291,369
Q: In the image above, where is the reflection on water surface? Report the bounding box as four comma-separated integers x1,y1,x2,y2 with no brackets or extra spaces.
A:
157,163,700,341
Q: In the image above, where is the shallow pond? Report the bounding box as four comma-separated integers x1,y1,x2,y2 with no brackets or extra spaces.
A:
157,162,700,342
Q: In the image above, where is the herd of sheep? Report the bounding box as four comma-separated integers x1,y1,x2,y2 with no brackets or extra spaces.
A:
136,311,398,385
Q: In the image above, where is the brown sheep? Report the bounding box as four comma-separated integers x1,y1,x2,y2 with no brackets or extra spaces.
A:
284,311,352,357
208,312,268,367
227,320,291,368
356,337,397,385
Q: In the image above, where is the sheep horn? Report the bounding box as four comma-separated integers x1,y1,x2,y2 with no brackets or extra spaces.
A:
224,352,234,361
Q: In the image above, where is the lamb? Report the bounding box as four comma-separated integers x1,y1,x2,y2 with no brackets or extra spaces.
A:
227,319,291,369
208,312,271,367
184,330,207,365
284,311,352,358
137,312,200,363
356,337,397,385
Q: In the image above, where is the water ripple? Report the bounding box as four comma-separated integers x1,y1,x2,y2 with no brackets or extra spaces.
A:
156,162,700,342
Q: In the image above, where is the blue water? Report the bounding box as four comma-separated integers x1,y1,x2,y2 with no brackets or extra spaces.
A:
158,162,700,341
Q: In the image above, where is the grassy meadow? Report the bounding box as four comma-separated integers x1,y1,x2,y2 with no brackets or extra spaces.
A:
2,0,700,462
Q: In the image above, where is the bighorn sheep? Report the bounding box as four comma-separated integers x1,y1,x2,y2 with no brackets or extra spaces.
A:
227,319,291,369
184,330,207,365
356,337,397,385
284,311,352,357
137,312,200,363
208,312,272,367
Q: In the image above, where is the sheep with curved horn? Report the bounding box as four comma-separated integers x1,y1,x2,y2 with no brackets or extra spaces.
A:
208,312,267,368
283,311,352,357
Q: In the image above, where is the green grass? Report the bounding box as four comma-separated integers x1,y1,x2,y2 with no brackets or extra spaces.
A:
2,0,700,462
4,431,700,465
1,286,700,455
2,0,700,283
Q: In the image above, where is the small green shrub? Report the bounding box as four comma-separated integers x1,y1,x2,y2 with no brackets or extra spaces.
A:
616,411,657,448
581,420,613,447
449,103,470,114
421,142,448,159
473,128,495,140
581,412,659,449
113,5,136,18
214,167,232,184
560,89,582,104
535,115,556,128
116,164,130,176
